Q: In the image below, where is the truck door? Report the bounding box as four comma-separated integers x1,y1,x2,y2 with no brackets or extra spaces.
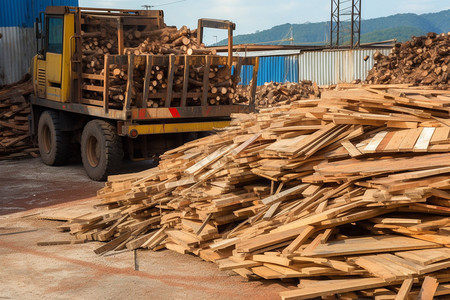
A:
45,15,64,102
34,6,74,102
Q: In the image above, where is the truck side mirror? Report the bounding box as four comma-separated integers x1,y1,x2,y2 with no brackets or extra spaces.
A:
35,18,42,39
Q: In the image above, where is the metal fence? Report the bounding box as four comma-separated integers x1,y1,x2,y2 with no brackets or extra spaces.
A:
239,48,391,86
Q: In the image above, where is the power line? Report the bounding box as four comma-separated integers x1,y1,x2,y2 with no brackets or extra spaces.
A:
142,0,187,9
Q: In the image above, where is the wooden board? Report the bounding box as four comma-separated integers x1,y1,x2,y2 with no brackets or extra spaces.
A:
304,235,440,257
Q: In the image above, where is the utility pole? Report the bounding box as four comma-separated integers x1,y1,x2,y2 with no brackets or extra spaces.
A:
330,0,361,48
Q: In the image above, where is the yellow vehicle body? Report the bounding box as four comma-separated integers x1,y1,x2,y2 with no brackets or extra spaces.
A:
30,6,258,180
33,12,74,103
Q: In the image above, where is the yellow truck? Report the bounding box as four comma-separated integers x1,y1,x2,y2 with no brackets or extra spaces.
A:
31,6,258,180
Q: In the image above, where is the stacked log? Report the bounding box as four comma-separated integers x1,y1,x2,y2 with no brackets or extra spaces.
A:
236,81,320,107
45,84,450,299
79,16,235,108
366,32,450,87
126,26,212,56
0,77,38,159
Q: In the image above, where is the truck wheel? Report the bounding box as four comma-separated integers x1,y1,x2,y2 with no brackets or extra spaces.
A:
38,110,70,166
81,120,123,181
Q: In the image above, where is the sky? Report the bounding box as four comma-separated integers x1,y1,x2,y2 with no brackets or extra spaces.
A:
79,0,450,45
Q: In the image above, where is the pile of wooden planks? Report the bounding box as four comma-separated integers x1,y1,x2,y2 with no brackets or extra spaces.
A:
0,78,38,160
47,84,450,299
366,32,449,87
236,81,320,108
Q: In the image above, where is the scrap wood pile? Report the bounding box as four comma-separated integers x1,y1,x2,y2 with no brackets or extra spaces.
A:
49,83,450,299
0,78,38,159
236,81,320,108
366,32,449,87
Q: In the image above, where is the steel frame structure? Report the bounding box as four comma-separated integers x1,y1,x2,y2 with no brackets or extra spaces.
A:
330,0,361,48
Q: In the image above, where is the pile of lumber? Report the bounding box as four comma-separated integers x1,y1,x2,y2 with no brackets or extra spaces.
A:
236,81,320,108
0,78,38,159
366,32,449,87
48,84,450,299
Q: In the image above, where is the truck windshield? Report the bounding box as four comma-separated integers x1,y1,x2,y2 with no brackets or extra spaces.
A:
47,17,63,54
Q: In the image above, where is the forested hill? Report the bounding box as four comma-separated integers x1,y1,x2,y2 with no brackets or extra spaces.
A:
216,9,450,46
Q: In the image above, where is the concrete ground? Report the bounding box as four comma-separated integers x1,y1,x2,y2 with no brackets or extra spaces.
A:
0,158,291,299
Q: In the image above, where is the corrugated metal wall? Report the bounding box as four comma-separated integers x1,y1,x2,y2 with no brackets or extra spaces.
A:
0,28,36,85
240,55,299,86
238,48,391,87
298,48,392,85
0,0,78,85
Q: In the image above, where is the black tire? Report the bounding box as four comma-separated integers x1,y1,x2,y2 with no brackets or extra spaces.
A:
38,110,70,166
81,120,123,181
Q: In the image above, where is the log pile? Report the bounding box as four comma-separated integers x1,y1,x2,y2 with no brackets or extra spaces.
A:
237,81,320,108
80,16,237,108
45,84,450,299
366,32,450,87
0,78,38,160
125,26,209,56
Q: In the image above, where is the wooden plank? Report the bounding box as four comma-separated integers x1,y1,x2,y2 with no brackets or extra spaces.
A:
363,131,388,153
383,129,409,152
251,266,284,279
430,127,450,144
292,256,356,273
261,184,309,206
282,225,315,254
252,254,292,267
378,253,424,273
142,55,153,108
395,248,450,266
201,55,210,106
103,54,110,113
304,235,440,258
218,259,261,271
180,55,189,107
341,140,363,157
417,276,439,300
376,130,396,151
281,123,339,156
37,240,87,246
352,255,415,281
209,237,239,251
185,144,236,175
231,133,262,156
236,226,307,253
249,56,259,105
314,153,450,177
94,231,132,255
124,54,134,110
165,54,175,107
413,127,435,152
82,73,104,80
398,128,423,151
280,278,403,300
82,84,103,92
263,263,304,278
395,278,414,300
